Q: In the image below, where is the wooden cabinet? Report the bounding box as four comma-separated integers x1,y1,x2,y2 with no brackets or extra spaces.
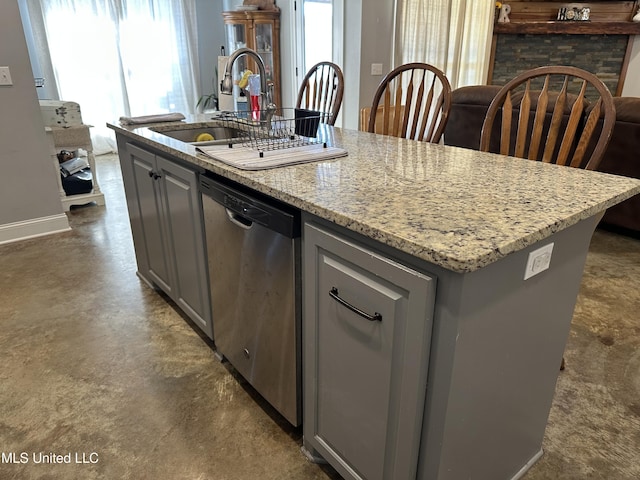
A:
116,138,213,340
303,221,436,480
223,8,281,108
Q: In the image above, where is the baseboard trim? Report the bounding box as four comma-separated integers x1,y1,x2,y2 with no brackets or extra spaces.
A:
511,449,544,480
0,214,71,245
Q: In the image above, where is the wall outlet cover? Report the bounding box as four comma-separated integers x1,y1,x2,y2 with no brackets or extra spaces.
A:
524,243,554,280
0,66,13,86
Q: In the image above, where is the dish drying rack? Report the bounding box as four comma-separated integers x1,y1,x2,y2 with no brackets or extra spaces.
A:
219,108,331,157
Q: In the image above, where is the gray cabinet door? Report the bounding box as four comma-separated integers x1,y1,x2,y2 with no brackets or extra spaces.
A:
157,155,212,339
129,144,173,294
117,139,212,340
303,222,436,480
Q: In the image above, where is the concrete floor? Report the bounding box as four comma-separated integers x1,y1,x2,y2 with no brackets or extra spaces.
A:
0,154,639,479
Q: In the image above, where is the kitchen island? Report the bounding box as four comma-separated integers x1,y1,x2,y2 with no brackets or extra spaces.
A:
109,116,640,480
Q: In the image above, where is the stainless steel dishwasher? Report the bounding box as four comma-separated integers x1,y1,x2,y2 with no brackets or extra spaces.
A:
200,174,301,426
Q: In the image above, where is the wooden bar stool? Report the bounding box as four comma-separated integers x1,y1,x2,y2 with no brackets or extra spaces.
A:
366,62,452,143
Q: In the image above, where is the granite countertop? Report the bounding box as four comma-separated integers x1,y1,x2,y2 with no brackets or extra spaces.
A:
108,116,640,273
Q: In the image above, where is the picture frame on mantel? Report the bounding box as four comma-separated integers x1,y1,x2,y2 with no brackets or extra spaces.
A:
243,0,278,10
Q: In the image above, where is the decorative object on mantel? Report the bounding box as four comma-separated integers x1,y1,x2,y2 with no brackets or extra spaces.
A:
498,3,511,23
633,6,640,22
557,6,590,21
243,0,278,11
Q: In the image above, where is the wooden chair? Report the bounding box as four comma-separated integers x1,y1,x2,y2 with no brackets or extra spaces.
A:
480,65,616,171
296,61,344,126
366,62,452,143
360,105,405,133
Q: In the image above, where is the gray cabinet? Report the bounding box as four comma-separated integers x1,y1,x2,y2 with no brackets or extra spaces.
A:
303,222,436,480
117,139,212,340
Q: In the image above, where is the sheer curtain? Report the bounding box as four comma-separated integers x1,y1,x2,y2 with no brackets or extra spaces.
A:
395,0,494,89
23,0,199,154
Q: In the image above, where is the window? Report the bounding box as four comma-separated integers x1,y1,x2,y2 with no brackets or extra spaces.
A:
396,0,493,89
302,0,333,73
23,0,199,153
295,0,344,125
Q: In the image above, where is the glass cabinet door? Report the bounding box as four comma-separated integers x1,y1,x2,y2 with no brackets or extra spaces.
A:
254,22,274,84
227,22,247,51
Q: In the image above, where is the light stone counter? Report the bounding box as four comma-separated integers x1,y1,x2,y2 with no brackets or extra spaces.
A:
108,117,640,273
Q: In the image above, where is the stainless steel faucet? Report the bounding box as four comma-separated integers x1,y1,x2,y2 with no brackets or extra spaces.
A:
220,47,276,124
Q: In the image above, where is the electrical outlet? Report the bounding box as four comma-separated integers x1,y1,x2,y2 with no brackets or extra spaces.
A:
0,66,13,86
524,243,554,280
371,63,383,76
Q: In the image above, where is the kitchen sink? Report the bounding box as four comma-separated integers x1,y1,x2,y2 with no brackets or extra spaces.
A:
150,124,246,145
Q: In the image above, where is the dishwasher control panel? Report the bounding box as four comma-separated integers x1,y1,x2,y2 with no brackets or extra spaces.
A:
200,175,300,238
223,193,271,226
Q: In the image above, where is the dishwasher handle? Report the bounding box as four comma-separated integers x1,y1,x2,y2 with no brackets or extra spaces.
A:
225,208,253,229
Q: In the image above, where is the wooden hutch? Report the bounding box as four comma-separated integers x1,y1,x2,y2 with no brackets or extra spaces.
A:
222,1,282,108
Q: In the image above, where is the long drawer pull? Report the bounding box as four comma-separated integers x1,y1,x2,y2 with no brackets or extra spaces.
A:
329,287,382,322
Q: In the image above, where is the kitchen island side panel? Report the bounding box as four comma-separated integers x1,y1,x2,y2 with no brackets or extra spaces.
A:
419,214,602,480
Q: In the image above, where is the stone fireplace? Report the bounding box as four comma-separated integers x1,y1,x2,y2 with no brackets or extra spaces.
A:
488,1,640,95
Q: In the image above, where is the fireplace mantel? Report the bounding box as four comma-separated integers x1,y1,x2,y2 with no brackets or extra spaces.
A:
493,21,640,35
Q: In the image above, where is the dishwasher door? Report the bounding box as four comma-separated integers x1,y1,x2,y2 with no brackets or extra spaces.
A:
200,176,300,426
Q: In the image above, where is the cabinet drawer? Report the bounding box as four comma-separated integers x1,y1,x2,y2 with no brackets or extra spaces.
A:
304,222,436,480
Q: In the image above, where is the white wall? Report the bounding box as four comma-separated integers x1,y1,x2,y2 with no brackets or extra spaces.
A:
622,36,640,97
278,0,297,109
355,1,395,129
0,0,68,241
342,0,364,130
196,0,226,101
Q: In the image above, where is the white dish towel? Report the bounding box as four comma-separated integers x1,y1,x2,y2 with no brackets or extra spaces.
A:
119,113,185,125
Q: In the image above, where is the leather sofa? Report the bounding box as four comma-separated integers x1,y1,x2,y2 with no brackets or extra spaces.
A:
443,86,640,237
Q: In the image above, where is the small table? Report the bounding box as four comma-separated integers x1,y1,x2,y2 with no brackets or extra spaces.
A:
46,124,105,211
